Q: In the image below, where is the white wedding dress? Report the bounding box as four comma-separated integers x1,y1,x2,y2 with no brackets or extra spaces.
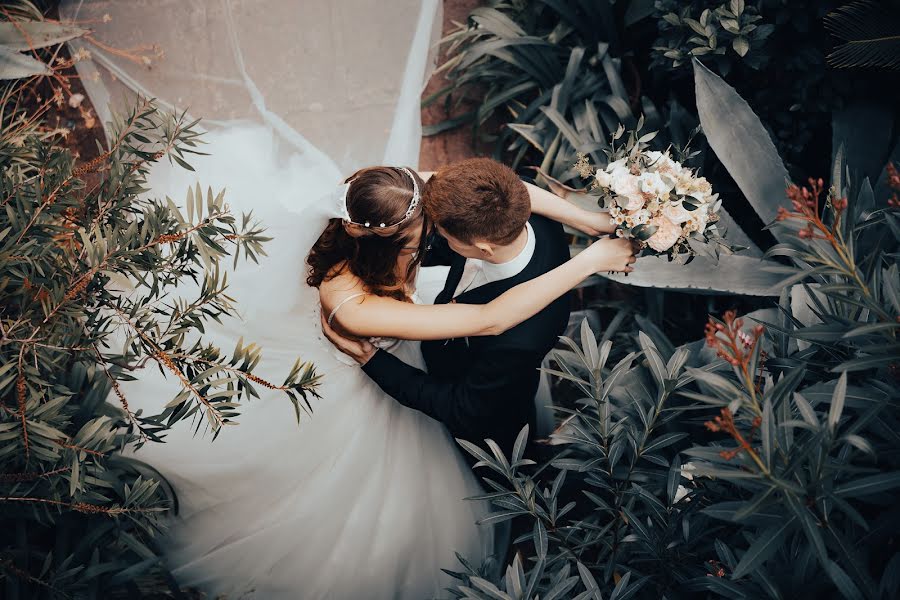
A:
60,2,494,598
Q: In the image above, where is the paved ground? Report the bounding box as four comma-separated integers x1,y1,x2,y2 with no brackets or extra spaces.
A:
418,0,485,170
51,0,484,171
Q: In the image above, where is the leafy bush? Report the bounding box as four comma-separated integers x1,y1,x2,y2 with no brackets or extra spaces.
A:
428,2,692,184
651,0,774,73
0,100,320,596
445,165,899,596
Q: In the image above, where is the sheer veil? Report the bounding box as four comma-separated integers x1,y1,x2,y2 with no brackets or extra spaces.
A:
60,0,441,174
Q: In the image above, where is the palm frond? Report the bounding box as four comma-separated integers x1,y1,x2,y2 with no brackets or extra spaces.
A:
824,0,900,70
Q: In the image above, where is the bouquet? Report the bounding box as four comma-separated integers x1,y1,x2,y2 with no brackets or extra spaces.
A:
578,124,732,260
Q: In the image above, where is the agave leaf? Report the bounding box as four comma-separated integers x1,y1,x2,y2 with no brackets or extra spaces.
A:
693,59,791,242
0,21,88,51
716,207,762,256
601,254,784,296
0,45,50,79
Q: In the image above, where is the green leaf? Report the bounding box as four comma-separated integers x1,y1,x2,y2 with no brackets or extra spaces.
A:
638,331,668,387
534,519,548,560
511,424,529,466
731,517,796,579
828,373,847,432
836,471,900,498
761,399,774,468
643,432,689,455
824,560,864,600
785,494,828,565
732,36,750,57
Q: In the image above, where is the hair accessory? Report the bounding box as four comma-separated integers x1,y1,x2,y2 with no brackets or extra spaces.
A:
334,181,352,222
337,167,421,229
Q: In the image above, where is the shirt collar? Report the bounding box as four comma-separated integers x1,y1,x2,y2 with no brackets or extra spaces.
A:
481,222,535,284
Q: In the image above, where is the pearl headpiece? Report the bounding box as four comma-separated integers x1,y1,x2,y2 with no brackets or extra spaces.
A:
336,167,421,229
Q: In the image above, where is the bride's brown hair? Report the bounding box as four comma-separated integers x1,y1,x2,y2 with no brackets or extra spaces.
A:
306,166,429,301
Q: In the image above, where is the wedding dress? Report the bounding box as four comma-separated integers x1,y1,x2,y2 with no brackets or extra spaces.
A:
60,2,493,598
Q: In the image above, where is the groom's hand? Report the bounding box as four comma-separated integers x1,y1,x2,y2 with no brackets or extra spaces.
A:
320,312,377,365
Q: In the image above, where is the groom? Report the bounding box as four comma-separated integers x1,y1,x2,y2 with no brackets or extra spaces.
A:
323,158,570,458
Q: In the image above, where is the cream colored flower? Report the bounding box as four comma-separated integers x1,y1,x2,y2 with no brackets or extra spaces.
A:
595,169,612,188
68,93,85,109
647,216,682,252
674,173,695,197
605,158,627,173
662,201,691,224
639,171,673,198
688,206,710,233
631,208,651,225
611,173,645,211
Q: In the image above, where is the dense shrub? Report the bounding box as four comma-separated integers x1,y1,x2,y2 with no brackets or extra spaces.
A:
0,99,320,597
445,168,900,598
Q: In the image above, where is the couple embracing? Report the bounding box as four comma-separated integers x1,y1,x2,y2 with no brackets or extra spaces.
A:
130,145,635,599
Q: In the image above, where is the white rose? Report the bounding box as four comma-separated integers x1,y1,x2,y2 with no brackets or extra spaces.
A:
639,171,673,198
594,169,612,188
675,173,694,197
605,158,627,173
610,173,645,211
689,205,710,232
662,201,691,224
646,216,683,252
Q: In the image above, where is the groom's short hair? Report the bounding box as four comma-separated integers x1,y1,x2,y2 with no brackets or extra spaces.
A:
424,158,530,246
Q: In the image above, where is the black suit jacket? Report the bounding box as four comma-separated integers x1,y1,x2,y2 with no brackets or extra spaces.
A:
361,214,570,457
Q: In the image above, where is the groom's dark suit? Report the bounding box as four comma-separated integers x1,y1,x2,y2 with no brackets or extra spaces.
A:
361,214,570,457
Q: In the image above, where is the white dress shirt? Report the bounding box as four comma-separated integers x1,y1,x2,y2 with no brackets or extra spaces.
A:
454,222,535,297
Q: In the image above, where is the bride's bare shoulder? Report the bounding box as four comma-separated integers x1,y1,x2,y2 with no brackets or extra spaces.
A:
318,268,366,312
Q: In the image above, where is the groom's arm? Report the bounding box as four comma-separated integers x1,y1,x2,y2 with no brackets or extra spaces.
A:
361,346,541,442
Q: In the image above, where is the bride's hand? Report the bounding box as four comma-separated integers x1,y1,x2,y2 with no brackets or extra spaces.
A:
321,312,377,365
581,236,639,273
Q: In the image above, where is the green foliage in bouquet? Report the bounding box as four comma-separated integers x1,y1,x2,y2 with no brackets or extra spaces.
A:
0,99,321,597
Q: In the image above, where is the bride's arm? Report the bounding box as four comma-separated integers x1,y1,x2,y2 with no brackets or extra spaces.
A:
331,237,635,341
